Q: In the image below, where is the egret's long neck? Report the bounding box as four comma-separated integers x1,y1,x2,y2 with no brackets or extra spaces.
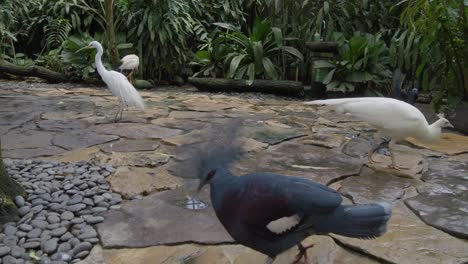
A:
94,45,107,78
422,119,443,142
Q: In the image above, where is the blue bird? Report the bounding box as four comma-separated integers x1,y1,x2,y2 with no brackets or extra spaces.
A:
392,68,419,105
179,119,393,264
198,167,392,264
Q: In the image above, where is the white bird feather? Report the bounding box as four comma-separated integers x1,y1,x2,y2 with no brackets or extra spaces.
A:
88,41,144,109
118,54,139,71
266,214,301,234
305,97,453,168
305,97,452,142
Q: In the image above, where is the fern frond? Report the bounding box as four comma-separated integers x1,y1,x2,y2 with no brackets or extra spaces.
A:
45,19,72,48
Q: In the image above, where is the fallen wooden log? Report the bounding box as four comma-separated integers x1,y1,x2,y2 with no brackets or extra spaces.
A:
0,61,67,83
188,77,304,96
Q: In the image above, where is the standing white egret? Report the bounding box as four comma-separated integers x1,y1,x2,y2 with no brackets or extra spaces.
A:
305,97,454,168
86,41,145,121
118,54,139,83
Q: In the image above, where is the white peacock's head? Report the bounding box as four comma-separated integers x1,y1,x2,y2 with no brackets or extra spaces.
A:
436,113,454,128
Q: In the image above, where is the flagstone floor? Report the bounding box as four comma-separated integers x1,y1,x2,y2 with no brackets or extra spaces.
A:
1,79,468,264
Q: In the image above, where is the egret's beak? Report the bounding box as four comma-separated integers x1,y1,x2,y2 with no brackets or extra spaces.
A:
447,122,454,128
197,180,206,192
75,45,91,53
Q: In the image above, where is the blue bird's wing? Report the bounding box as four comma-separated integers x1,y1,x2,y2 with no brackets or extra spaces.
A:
236,174,342,237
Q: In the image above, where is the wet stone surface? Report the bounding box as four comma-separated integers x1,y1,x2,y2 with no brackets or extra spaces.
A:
340,167,414,204
405,159,468,239
1,81,468,264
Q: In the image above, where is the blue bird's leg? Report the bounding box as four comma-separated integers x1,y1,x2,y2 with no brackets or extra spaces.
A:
264,257,275,264
292,243,314,264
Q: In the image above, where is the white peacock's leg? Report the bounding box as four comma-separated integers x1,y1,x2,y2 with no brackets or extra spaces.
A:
388,139,398,168
368,131,383,163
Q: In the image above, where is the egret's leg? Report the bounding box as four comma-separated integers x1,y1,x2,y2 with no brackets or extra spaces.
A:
118,101,127,121
114,99,124,122
264,256,275,264
292,243,314,264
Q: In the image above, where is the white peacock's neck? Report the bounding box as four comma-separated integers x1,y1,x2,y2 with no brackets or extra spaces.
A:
422,119,443,142
94,44,107,77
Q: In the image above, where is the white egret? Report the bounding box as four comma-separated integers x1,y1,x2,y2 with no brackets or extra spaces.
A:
305,97,454,168
86,41,145,121
118,54,139,83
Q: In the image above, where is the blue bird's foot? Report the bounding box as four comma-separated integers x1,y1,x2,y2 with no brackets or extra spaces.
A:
292,243,314,264
264,257,275,264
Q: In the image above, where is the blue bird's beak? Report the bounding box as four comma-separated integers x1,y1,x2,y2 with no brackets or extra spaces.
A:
197,180,206,192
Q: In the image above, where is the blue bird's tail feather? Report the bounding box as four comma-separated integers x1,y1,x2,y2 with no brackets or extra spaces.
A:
315,202,392,239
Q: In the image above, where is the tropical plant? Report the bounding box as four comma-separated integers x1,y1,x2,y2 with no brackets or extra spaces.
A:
214,19,303,84
190,30,232,78
125,0,202,80
391,0,468,112
60,33,132,79
316,32,392,94
45,19,72,49
59,34,98,79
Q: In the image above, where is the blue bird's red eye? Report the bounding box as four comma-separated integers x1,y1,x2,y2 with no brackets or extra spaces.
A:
207,170,216,180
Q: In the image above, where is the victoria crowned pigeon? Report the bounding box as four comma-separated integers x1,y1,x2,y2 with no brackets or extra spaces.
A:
198,167,392,264
179,119,393,264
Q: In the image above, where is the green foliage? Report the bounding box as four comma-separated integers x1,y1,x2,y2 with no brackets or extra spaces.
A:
207,19,303,84
190,30,232,78
124,0,201,79
316,33,392,93
45,19,72,49
59,34,97,79
391,0,468,111
59,33,132,79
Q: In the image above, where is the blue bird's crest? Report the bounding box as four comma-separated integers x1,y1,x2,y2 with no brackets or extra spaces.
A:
169,119,244,181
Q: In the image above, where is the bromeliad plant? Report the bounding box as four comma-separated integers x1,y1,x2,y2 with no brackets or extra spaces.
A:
213,19,303,84
316,32,392,94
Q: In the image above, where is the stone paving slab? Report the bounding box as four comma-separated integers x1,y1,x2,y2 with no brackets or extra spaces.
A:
96,182,232,248
1,80,468,264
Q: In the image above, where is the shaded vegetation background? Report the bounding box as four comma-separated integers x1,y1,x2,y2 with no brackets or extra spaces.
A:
0,0,467,111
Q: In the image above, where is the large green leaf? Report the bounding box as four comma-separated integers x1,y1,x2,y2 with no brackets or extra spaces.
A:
262,57,278,80
345,71,374,82
213,22,240,32
283,46,304,61
271,27,283,47
322,68,337,84
314,60,335,68
116,43,133,49
253,41,264,73
195,50,210,60
228,54,246,78
247,63,255,85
